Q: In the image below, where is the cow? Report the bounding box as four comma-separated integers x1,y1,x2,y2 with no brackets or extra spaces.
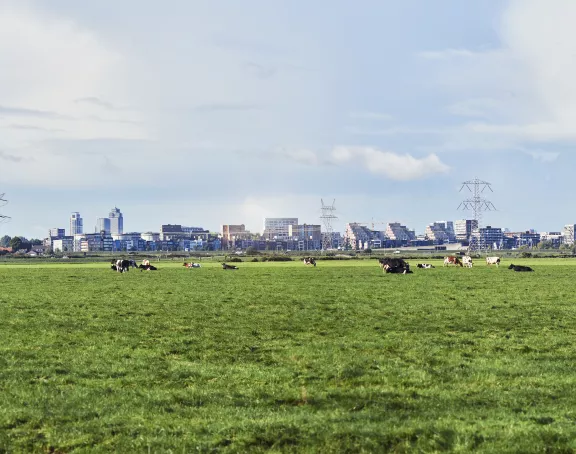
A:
303,257,316,267
222,263,239,270
183,262,201,268
139,264,157,271
378,257,412,274
462,255,473,268
508,264,534,272
417,263,435,269
111,259,131,273
486,256,501,266
444,256,463,267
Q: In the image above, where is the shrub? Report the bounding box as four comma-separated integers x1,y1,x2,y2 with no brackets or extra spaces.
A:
228,257,243,263
261,256,293,262
251,258,259,262
520,252,532,258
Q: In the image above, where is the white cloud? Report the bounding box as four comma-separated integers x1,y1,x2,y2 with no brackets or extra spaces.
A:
420,0,576,151
349,111,394,121
0,3,146,147
526,151,560,163
331,146,449,180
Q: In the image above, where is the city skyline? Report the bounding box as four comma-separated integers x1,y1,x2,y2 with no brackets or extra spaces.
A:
1,1,574,238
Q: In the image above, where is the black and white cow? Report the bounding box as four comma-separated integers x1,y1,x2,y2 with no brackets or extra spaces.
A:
222,263,239,270
379,257,412,274
303,257,316,267
417,263,435,269
111,259,131,273
138,264,157,271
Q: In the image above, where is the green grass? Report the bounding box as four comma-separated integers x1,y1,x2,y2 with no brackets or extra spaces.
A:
2,259,576,453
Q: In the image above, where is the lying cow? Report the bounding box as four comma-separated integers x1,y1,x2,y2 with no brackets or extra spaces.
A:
508,264,533,272
183,262,201,268
462,255,473,268
486,256,501,266
303,257,316,267
222,263,239,270
139,264,157,271
444,256,463,267
379,257,412,274
417,263,435,269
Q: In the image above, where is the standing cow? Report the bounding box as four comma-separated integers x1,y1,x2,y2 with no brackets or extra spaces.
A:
486,257,501,267
462,255,473,268
444,256,463,267
303,257,316,267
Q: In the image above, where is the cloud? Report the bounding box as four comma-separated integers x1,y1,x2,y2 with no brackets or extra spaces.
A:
526,151,560,163
420,0,576,151
193,103,263,113
75,97,119,110
0,105,68,119
331,146,450,180
0,150,24,162
0,3,146,147
349,111,394,121
417,49,478,60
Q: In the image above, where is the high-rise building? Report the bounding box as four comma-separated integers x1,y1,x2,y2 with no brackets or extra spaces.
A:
263,218,298,240
49,228,65,238
385,223,416,242
563,224,576,245
109,207,123,235
70,212,83,236
97,218,111,234
454,219,478,241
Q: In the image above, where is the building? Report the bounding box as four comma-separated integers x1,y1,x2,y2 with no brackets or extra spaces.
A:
221,224,253,248
97,218,111,234
471,226,504,250
52,236,74,253
49,228,65,239
141,232,160,242
425,221,455,244
385,223,416,243
70,212,83,236
540,232,564,247
563,224,576,245
454,219,478,242
345,223,386,250
109,207,123,235
263,217,298,240
289,224,322,250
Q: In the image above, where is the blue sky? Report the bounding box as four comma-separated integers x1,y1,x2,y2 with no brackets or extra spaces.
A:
0,0,573,238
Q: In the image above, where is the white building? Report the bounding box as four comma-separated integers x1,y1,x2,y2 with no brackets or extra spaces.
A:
52,237,74,253
263,217,298,240
563,224,576,245
109,207,123,235
97,218,111,234
454,219,478,241
385,223,416,242
70,212,83,236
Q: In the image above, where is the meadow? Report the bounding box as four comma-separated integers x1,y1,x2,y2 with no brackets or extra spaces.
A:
1,258,576,453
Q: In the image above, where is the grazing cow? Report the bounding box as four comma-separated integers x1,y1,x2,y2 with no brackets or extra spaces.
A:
139,264,157,271
486,256,501,266
444,256,463,267
417,263,435,269
379,258,412,274
183,262,201,268
462,255,473,268
222,263,239,270
111,259,131,273
142,259,151,267
508,264,534,272
303,257,317,267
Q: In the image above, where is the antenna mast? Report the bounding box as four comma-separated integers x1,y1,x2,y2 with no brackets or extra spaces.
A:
457,178,496,252
320,198,337,251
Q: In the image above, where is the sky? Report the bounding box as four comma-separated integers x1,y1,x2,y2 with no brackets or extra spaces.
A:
1,0,575,238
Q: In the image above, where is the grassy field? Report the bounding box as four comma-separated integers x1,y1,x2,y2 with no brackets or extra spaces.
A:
2,258,576,452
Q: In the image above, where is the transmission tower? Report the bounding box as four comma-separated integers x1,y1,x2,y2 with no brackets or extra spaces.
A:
320,198,337,251
0,193,9,223
457,178,496,252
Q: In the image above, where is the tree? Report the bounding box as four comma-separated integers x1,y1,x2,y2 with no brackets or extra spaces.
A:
0,235,11,247
9,237,22,251
246,246,258,255
30,238,42,246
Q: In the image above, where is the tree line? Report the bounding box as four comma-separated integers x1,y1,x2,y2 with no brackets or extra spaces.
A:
0,235,43,253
